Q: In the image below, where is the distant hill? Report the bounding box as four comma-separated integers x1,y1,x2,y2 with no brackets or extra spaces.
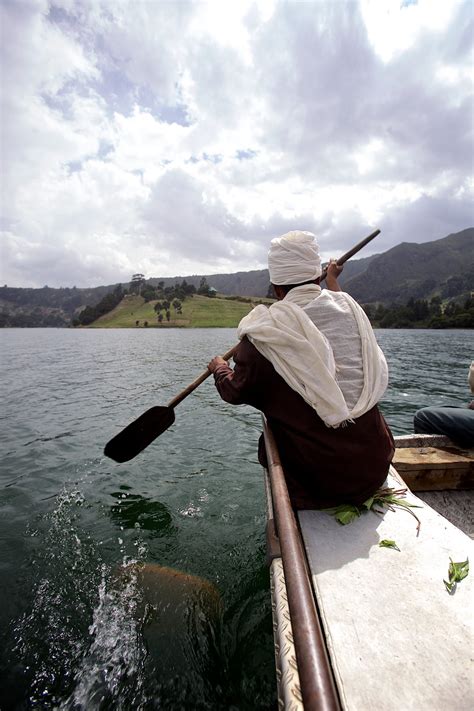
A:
0,284,120,327
0,228,472,326
146,228,473,303
343,228,474,304
147,256,378,298
147,269,272,298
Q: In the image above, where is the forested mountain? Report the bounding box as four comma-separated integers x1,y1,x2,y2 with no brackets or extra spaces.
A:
147,228,473,303
1,228,472,326
147,255,378,298
147,269,272,298
343,228,474,304
0,284,121,327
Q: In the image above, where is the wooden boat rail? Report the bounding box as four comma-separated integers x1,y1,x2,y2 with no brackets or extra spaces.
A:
265,428,473,709
262,417,341,711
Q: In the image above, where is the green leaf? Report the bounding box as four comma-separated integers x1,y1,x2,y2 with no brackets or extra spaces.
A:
448,558,469,583
371,488,422,534
323,504,361,525
334,506,361,525
444,579,456,594
379,539,400,551
444,558,469,594
325,487,422,531
375,494,422,510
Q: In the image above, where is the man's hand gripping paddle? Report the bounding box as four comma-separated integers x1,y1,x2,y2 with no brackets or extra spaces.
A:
104,228,380,463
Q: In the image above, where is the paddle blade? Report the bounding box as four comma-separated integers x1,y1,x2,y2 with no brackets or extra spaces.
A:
104,406,175,463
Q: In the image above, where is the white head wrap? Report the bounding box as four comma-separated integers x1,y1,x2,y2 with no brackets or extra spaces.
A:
268,230,322,286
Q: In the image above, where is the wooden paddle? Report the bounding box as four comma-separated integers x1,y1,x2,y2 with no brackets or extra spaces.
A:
104,345,237,462
104,228,380,463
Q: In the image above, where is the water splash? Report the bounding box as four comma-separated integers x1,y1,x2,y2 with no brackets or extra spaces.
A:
10,485,149,710
60,564,148,711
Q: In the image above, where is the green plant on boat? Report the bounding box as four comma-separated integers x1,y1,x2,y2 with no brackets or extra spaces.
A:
379,539,400,551
325,487,422,534
443,558,469,594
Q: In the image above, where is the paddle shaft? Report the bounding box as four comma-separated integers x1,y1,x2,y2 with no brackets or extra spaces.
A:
319,228,380,281
167,346,237,409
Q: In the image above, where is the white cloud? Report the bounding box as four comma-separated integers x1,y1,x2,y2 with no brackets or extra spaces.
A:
0,0,472,287
360,0,460,62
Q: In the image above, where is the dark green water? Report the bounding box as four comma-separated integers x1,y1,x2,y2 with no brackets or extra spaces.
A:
0,328,472,709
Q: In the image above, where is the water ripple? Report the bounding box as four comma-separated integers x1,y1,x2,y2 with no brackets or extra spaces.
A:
1,327,471,708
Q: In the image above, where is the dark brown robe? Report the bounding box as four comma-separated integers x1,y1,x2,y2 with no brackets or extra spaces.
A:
213,336,394,510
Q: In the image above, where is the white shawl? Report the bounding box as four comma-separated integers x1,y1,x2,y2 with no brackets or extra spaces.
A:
237,285,388,427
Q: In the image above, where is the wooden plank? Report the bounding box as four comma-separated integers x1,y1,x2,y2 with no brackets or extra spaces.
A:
393,447,473,490
298,468,473,711
399,467,473,491
393,447,473,471
394,434,456,449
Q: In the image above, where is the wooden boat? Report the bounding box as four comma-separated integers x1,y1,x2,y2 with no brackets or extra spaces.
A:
263,424,473,710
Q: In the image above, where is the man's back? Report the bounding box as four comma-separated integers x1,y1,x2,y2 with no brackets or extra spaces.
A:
303,291,364,410
213,335,394,509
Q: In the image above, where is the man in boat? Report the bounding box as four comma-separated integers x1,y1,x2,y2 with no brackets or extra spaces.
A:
208,230,394,509
413,361,474,448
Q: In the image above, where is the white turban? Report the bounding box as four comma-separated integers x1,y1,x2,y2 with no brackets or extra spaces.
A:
268,230,322,285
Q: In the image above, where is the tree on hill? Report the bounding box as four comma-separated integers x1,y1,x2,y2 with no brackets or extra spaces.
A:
198,277,211,296
130,273,146,295
180,279,196,296
363,294,474,329
142,286,157,302
153,285,192,324
73,285,125,326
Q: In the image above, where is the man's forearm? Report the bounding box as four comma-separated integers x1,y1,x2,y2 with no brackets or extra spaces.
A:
324,260,343,291
325,276,342,292
213,365,249,405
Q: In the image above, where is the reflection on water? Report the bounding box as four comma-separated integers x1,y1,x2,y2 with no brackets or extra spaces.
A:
0,327,471,709
133,563,224,706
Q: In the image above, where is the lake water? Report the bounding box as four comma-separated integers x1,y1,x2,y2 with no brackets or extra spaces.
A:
0,328,472,710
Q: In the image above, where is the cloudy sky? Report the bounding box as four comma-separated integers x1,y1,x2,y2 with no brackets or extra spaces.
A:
1,0,472,288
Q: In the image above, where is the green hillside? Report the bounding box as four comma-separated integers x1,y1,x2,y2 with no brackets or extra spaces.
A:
89,294,260,328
